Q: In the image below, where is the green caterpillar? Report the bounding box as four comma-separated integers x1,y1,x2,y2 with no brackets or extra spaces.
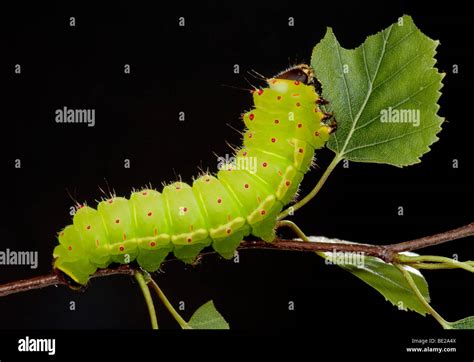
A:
53,64,335,285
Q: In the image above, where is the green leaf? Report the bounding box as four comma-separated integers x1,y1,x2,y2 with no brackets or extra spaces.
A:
336,255,430,315
314,237,430,315
188,300,230,329
311,15,444,167
448,316,474,329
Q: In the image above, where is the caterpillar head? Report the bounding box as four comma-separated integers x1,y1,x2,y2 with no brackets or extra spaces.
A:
271,64,315,85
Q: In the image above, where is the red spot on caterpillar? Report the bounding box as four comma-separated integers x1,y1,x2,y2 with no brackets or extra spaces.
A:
294,81,300,85
142,191,148,196
123,233,126,240
257,89,264,95
242,151,247,156
147,211,153,217
60,232,65,237
249,113,255,120
176,185,181,190
262,162,268,167
248,133,253,139
217,198,222,204
296,102,301,107
187,237,192,243
271,138,276,143
115,219,120,224
277,96,282,100
260,210,266,215
68,245,72,251
183,207,188,212
119,245,124,252
299,148,304,153
205,177,210,182
150,241,156,247
226,228,232,234
297,123,302,128
285,180,291,187
86,225,91,230
274,119,279,124
244,183,249,189
314,131,320,137
108,199,113,204
292,93,300,97
278,170,283,176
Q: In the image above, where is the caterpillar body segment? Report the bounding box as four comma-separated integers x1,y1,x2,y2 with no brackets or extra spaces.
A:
53,64,334,285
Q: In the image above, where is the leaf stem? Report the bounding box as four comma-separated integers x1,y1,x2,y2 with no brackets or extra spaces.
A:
408,261,474,270
134,271,158,329
278,154,341,220
148,278,191,329
276,220,311,241
397,254,474,273
395,263,452,329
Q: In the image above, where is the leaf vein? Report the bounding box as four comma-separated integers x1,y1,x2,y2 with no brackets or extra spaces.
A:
372,52,425,92
353,78,440,132
344,124,438,155
386,27,417,52
339,25,393,157
333,32,353,154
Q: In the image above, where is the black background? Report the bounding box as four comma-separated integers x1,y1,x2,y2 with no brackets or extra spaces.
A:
2,0,473,360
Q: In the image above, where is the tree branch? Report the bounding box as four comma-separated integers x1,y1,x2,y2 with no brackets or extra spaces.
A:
0,222,472,298
388,222,474,253
0,265,136,297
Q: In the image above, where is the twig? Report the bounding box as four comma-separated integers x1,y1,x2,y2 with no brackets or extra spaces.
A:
389,222,474,253
0,265,135,296
0,222,472,297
